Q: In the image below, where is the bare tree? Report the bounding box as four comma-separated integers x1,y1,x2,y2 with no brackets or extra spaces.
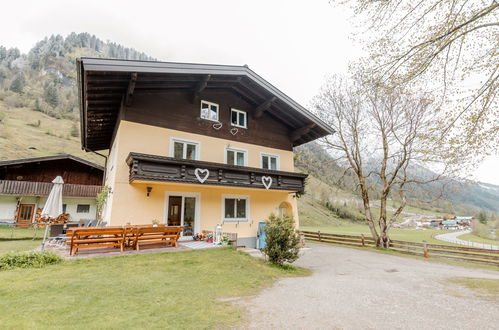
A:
314,74,452,247
338,0,498,161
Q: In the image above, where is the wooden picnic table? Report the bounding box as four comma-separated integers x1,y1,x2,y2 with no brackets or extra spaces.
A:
66,225,182,256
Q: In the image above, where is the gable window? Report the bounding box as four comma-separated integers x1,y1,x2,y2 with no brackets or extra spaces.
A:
200,100,219,121
171,139,199,160
231,109,247,128
76,204,90,213
226,147,247,166
261,153,279,170
223,195,249,222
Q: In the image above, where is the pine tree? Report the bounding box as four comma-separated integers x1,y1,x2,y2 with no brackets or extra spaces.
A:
44,82,59,108
9,73,26,93
478,211,488,224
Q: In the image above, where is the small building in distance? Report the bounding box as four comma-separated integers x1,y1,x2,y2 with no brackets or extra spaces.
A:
0,154,103,225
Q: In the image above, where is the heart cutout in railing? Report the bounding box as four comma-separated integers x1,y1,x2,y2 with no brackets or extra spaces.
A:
194,168,210,183
261,176,272,189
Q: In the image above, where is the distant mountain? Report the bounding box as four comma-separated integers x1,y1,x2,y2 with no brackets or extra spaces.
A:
295,143,499,215
0,33,155,162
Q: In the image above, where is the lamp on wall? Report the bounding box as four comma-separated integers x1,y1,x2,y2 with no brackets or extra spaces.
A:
146,187,152,197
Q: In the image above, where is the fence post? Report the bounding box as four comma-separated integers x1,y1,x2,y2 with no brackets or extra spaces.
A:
361,234,365,247
423,240,428,258
318,231,322,242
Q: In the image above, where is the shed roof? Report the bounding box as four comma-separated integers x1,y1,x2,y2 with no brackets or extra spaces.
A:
77,58,334,151
0,154,104,171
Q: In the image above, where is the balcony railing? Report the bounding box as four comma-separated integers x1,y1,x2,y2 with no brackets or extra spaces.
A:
126,153,307,193
0,180,102,198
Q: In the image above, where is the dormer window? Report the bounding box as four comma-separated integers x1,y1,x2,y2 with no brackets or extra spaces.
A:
231,109,247,128
200,100,219,121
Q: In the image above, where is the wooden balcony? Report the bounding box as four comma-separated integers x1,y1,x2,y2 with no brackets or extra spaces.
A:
126,153,307,193
0,180,102,198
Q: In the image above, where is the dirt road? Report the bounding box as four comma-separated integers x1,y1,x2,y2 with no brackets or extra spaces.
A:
238,243,499,329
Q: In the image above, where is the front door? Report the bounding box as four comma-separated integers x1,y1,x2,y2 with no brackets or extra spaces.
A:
167,194,198,238
16,204,35,227
167,196,182,226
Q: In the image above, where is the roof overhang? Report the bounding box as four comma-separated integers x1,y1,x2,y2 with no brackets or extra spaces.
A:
77,58,334,151
0,154,104,171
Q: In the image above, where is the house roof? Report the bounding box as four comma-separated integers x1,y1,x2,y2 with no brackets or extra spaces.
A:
0,154,104,171
77,58,335,151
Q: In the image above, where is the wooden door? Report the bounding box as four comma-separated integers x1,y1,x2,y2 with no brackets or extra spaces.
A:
16,204,35,227
167,196,182,226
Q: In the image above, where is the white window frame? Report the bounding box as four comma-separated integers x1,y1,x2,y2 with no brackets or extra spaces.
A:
76,204,90,214
260,152,280,170
222,194,250,222
230,108,247,129
164,191,201,237
224,146,248,166
200,100,219,122
169,137,200,160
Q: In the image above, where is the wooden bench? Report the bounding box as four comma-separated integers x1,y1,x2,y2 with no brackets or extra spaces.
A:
66,227,126,256
132,226,182,251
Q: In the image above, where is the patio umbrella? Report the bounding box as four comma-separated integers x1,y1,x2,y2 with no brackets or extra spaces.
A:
41,176,64,250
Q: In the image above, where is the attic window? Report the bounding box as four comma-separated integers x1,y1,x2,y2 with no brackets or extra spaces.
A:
231,109,247,128
200,100,219,121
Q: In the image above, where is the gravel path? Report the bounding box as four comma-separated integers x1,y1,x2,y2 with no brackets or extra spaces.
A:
237,243,499,330
435,230,499,250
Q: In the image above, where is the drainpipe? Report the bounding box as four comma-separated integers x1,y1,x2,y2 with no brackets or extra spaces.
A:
89,151,108,185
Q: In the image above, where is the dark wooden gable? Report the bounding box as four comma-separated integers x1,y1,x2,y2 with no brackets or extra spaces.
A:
78,59,335,151
0,156,104,185
124,89,294,150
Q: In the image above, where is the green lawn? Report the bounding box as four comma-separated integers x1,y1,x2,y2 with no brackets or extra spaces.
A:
458,233,499,247
0,248,308,329
300,224,459,246
0,227,43,255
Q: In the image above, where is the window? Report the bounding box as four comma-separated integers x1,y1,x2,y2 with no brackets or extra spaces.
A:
171,139,199,160
223,195,249,221
76,204,90,213
226,147,246,166
200,100,219,121
231,108,247,128
261,153,279,170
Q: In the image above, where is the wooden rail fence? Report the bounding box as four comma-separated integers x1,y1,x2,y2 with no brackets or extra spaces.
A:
301,230,499,267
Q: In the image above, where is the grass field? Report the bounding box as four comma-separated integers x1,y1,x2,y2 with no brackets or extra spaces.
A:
0,248,309,328
0,227,44,255
458,233,499,247
300,224,458,246
0,104,102,163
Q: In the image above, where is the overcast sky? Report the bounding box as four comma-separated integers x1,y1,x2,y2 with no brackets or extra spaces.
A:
1,0,498,185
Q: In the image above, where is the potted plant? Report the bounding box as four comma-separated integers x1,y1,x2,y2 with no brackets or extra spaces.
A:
206,233,214,243
220,235,230,247
152,219,159,227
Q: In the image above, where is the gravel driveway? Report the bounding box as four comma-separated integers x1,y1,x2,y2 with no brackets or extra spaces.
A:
237,243,499,330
